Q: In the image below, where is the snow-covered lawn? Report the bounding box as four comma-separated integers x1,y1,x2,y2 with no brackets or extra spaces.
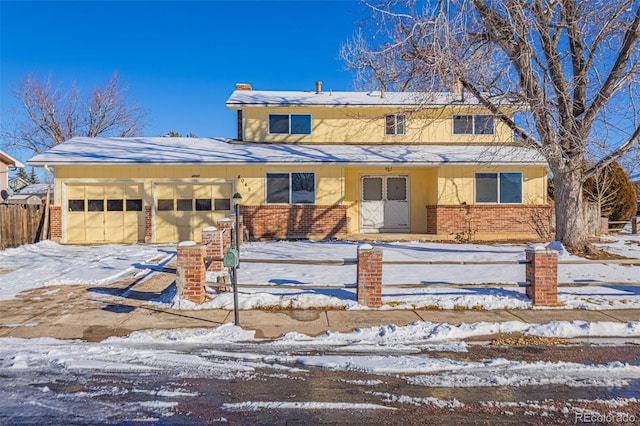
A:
1,232,639,311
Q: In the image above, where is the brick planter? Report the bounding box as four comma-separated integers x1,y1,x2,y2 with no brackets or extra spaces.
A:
525,246,559,306
357,245,383,308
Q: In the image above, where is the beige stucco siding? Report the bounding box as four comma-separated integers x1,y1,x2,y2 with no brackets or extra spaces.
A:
242,106,516,144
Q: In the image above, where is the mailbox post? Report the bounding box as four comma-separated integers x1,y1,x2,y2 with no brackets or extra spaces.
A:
231,192,243,326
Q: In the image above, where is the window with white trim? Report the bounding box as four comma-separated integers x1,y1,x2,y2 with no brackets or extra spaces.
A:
266,172,315,204
385,114,406,135
268,114,312,135
453,115,494,135
475,172,522,203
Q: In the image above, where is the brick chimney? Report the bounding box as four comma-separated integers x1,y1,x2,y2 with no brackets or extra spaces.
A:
315,81,322,94
235,83,252,91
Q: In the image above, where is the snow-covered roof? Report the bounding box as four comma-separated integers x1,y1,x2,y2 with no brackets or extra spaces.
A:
0,149,25,168
226,90,522,109
28,137,547,167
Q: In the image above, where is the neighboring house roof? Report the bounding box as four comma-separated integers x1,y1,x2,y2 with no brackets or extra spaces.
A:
5,194,42,205
28,137,547,167
9,176,30,191
226,90,523,109
0,149,25,168
16,183,52,198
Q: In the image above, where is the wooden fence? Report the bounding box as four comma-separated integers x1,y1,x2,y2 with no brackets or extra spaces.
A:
0,204,46,250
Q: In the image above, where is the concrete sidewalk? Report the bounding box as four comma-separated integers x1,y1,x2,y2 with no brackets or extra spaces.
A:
1,272,639,342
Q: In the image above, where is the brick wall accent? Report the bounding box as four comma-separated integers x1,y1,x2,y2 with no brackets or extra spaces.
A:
202,227,224,272
357,246,383,308
241,205,347,240
525,246,559,306
49,205,62,242
426,205,551,238
176,242,206,304
144,205,153,243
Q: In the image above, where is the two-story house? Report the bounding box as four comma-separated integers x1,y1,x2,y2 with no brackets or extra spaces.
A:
28,83,550,244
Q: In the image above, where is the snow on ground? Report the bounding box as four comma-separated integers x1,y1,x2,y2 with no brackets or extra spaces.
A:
1,231,639,310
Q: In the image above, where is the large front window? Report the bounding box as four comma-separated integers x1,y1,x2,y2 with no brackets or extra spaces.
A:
453,115,494,135
475,172,522,203
266,172,315,204
268,114,312,135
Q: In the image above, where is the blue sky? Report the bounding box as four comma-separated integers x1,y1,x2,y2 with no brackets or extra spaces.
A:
1,0,365,163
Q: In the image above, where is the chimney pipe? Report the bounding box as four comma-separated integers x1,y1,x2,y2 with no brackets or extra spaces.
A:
315,81,323,94
236,83,252,91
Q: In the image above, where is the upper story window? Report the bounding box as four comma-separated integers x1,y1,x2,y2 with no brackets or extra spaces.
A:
268,114,312,135
385,114,406,135
475,172,522,204
266,172,315,204
453,115,494,135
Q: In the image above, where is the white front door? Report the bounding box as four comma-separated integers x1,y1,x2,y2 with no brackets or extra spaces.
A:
361,176,409,233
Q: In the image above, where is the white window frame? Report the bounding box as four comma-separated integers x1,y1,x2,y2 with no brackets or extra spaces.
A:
453,114,495,135
385,114,406,135
474,171,523,204
268,114,312,135
265,172,316,205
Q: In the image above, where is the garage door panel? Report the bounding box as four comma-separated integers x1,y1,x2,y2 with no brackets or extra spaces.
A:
65,183,144,243
154,182,233,243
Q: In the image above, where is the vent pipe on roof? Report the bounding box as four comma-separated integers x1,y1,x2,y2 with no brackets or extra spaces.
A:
236,83,252,91
315,81,322,94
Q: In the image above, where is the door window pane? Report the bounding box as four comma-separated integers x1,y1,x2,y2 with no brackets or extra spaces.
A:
386,177,407,201
68,200,85,212
107,199,123,211
291,172,315,204
177,199,193,211
214,199,231,211
158,199,174,211
266,173,290,203
126,199,143,211
363,178,383,201
195,199,212,211
88,199,104,212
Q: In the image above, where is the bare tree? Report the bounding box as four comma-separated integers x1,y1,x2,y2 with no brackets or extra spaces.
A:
342,0,640,254
3,72,149,154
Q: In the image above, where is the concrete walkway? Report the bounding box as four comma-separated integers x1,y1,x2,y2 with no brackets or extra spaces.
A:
1,272,639,342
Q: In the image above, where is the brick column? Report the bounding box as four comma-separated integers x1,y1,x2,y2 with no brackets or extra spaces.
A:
202,226,224,272
632,217,639,235
525,245,559,306
49,205,62,242
176,241,206,304
357,244,383,308
217,218,233,252
144,205,153,243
